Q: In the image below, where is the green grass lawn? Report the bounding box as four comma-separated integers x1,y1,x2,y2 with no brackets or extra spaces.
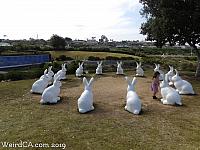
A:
0,70,200,150
49,51,140,60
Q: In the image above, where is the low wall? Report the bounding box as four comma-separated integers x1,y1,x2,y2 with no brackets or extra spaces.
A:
0,54,50,69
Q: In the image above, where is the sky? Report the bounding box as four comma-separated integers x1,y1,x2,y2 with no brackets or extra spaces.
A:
0,0,146,41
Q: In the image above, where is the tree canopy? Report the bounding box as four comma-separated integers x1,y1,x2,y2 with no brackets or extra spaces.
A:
140,0,200,77
49,34,66,50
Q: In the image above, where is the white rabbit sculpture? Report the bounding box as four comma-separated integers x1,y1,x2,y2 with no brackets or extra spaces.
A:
54,63,67,80
96,61,103,75
124,77,142,115
78,77,95,113
165,65,174,86
172,69,195,95
40,77,62,104
116,61,124,75
40,66,54,85
154,63,164,80
76,62,84,77
30,69,50,94
136,62,144,76
160,74,182,105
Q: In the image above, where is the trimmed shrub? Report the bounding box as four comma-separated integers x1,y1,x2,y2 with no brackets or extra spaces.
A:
105,56,120,60
88,56,101,61
56,55,74,61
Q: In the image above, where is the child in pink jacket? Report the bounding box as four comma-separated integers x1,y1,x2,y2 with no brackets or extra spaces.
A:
151,71,160,99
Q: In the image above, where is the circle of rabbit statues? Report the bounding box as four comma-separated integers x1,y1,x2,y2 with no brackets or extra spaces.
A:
30,61,196,115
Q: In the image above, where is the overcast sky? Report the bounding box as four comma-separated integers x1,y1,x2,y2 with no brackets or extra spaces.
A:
0,0,146,41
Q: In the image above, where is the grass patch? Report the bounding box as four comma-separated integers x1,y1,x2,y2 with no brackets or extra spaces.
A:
49,51,140,60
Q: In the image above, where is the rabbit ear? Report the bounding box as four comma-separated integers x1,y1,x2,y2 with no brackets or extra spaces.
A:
81,62,84,66
44,69,48,77
131,77,137,85
44,69,48,75
158,64,160,68
100,61,103,65
88,77,94,86
139,62,141,66
175,69,179,76
136,62,138,66
120,61,122,65
48,66,52,71
97,61,99,65
83,77,88,86
154,63,157,67
125,76,131,85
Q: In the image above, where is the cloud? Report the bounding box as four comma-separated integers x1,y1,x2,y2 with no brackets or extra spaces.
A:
0,0,145,40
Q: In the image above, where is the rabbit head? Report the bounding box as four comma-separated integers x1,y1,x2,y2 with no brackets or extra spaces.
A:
172,69,181,82
167,65,174,74
117,61,122,67
43,69,48,78
53,77,62,87
97,61,103,67
83,77,94,91
160,74,169,88
62,63,67,72
125,77,137,92
48,66,54,77
79,62,84,69
154,63,160,70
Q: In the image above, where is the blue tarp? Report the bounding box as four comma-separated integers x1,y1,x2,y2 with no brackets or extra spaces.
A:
0,54,50,68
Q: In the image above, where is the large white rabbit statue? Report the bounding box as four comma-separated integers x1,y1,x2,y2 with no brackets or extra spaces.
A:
172,69,195,95
78,77,95,113
96,61,103,75
154,63,164,80
76,62,84,77
40,66,54,85
30,69,50,94
160,74,182,105
116,61,124,75
136,62,144,76
54,63,67,80
125,77,142,115
165,65,174,86
40,77,62,104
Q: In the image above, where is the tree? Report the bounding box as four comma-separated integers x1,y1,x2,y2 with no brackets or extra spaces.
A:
140,0,200,77
64,37,72,42
49,34,66,50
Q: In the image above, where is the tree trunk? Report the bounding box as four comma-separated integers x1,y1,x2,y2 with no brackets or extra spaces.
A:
194,47,200,77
